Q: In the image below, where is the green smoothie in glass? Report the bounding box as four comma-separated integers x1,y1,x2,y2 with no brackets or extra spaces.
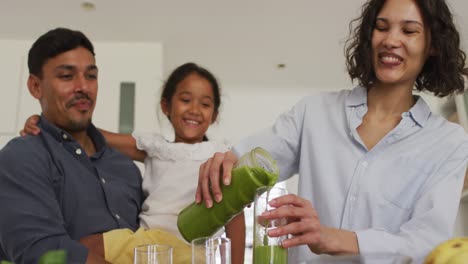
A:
254,245,288,264
253,186,289,264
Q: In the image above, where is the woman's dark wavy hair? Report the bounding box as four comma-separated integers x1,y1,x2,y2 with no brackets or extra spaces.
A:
161,62,221,141
345,0,467,97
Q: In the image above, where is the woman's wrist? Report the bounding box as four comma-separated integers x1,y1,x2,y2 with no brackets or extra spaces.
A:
312,227,359,255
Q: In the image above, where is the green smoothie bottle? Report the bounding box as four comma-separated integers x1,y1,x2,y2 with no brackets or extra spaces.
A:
177,147,279,242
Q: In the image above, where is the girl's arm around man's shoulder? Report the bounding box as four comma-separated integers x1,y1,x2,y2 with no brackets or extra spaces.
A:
100,129,146,162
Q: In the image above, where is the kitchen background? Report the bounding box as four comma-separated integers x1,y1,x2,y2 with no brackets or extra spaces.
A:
0,0,467,262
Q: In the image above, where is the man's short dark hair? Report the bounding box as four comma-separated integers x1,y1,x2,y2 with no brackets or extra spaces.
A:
28,28,95,77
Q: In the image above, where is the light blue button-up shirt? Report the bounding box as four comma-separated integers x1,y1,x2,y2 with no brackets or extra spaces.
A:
233,86,468,263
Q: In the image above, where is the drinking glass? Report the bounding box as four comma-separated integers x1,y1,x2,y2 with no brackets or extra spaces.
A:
192,236,231,264
134,244,173,264
253,186,289,264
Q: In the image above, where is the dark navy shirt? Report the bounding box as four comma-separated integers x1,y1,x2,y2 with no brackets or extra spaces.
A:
0,117,143,263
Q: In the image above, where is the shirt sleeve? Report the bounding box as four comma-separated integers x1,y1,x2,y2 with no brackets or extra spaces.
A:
132,132,165,157
233,97,308,181
355,141,468,261
0,138,88,263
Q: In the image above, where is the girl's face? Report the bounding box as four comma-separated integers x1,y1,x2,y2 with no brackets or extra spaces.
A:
371,0,432,88
162,73,217,144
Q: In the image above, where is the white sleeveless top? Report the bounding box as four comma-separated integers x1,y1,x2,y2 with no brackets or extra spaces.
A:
133,132,230,239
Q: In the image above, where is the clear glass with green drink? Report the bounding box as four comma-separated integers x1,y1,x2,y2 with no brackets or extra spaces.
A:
253,186,289,264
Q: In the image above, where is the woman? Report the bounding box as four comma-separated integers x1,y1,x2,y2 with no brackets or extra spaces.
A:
196,0,468,262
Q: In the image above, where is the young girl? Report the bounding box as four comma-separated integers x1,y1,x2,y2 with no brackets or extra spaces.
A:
23,62,245,264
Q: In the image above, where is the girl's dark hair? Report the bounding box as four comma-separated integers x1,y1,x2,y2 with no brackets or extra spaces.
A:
161,62,221,112
345,0,467,97
161,62,221,141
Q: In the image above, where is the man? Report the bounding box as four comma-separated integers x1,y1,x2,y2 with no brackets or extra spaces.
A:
0,28,143,263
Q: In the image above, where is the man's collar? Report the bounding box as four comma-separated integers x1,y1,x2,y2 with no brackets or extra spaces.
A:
38,115,107,152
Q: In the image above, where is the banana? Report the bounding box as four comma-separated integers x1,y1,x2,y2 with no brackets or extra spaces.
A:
424,237,468,264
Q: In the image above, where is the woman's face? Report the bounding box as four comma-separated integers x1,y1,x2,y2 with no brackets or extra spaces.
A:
371,0,432,88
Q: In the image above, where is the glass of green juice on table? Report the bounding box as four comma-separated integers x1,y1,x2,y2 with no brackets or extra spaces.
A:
253,186,289,264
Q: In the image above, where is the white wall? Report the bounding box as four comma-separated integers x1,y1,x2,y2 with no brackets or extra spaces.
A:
92,42,163,133
0,40,31,146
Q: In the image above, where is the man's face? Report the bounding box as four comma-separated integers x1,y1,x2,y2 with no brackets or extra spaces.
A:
28,47,98,132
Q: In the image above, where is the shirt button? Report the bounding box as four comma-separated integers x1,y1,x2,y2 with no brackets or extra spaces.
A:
101,178,106,184
62,134,68,140
350,196,356,202
75,148,82,155
115,214,120,219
